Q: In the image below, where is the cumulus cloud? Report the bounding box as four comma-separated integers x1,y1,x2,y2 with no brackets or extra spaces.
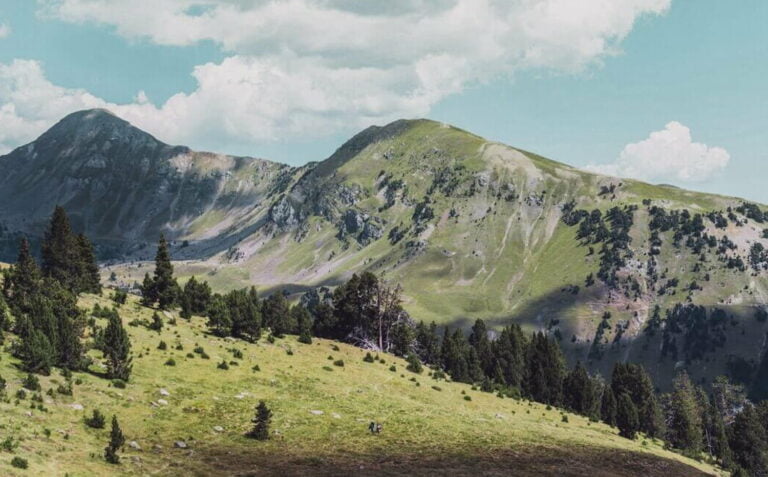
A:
2,0,671,153
586,121,730,183
0,23,10,38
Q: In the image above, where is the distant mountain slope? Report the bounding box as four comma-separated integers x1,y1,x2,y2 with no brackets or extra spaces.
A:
3,110,768,389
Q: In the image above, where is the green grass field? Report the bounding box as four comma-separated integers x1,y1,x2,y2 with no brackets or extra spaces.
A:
0,292,725,476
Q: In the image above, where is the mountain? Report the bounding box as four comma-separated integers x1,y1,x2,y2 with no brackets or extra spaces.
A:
0,109,289,258
2,109,768,390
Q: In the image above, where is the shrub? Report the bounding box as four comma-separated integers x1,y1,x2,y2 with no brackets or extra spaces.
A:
463,395,472,401
333,359,345,367
561,414,569,423
15,389,26,400
11,456,28,469
331,345,340,351
22,374,41,391
217,360,229,370
231,349,244,359
164,358,176,366
363,352,375,363
405,354,423,374
112,379,127,389
252,365,261,372
389,365,397,372
85,409,106,429
1,437,17,451
157,341,167,350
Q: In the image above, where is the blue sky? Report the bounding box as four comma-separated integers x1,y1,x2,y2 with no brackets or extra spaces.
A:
0,0,766,201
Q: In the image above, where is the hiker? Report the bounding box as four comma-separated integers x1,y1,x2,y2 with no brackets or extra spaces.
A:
368,422,376,434
376,423,383,434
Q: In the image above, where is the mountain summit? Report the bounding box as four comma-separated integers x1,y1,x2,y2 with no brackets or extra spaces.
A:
1,109,767,390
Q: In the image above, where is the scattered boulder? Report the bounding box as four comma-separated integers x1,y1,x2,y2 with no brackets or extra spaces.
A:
159,388,170,397
128,441,142,450
71,403,84,411
157,399,169,406
331,413,341,419
174,441,188,449
309,410,324,415
213,426,224,433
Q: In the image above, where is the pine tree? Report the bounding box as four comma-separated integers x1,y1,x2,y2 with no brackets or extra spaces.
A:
207,294,232,337
140,273,156,307
247,400,272,440
729,404,768,475
103,311,132,381
227,288,262,340
563,362,599,418
262,292,290,337
152,235,178,310
616,392,639,440
293,305,313,344
415,321,440,365
104,415,125,464
666,372,703,455
19,328,55,375
74,233,101,294
524,332,565,405
601,387,618,427
493,324,527,389
4,238,41,313
469,319,494,377
41,206,75,289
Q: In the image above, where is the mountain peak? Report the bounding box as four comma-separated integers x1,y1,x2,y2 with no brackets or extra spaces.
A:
36,108,167,150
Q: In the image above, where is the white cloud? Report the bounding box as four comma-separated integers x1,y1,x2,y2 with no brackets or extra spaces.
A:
586,121,730,183
2,0,671,154
0,23,10,38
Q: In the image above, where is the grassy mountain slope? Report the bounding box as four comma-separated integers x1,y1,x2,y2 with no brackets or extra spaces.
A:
0,293,721,476
103,118,768,389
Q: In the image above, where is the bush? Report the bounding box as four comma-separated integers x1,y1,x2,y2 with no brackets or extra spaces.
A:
1,437,17,451
164,358,176,366
389,365,397,372
405,354,423,374
85,409,106,429
231,349,243,359
561,414,569,423
157,341,168,350
11,456,28,469
333,359,345,367
463,395,472,401
363,352,375,363
112,379,127,389
22,374,41,392
217,360,229,370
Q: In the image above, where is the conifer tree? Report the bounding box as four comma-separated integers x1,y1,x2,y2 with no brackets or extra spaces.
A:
247,400,272,440
601,387,618,427
41,206,75,289
4,238,41,313
152,235,178,309
103,311,132,381
616,392,639,439
140,273,156,306
74,233,101,294
227,288,262,340
493,324,527,389
666,372,703,455
206,294,232,337
469,319,494,377
564,362,600,418
415,321,440,365
728,404,768,475
293,305,313,344
524,332,565,405
261,292,290,337
19,327,55,375
149,312,163,332
104,415,125,464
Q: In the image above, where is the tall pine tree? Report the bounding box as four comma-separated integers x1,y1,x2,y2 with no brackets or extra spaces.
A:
102,311,132,381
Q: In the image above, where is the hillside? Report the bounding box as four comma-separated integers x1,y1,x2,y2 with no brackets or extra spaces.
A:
2,110,768,390
0,293,721,476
